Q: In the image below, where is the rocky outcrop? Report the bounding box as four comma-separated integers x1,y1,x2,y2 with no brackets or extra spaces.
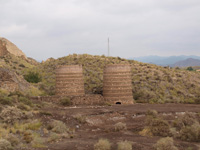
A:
0,37,27,58
0,68,30,92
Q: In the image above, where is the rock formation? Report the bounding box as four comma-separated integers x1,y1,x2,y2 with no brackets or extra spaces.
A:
0,68,30,92
0,37,27,58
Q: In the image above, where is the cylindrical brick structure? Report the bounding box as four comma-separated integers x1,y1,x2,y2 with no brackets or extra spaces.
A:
103,64,133,104
56,65,85,96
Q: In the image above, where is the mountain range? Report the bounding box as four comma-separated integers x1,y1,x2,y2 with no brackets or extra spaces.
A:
131,55,200,67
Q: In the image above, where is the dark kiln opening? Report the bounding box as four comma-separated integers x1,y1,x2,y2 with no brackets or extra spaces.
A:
116,102,121,105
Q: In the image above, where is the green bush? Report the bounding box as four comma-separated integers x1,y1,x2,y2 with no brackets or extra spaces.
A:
186,67,194,71
153,137,178,150
94,139,111,150
24,71,41,83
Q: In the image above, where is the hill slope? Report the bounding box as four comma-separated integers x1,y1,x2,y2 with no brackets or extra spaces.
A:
36,54,200,104
0,37,27,58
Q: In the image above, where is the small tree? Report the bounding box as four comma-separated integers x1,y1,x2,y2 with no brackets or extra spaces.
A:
24,71,41,83
186,67,194,71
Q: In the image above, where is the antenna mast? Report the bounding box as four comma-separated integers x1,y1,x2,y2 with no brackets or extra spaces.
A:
108,37,110,57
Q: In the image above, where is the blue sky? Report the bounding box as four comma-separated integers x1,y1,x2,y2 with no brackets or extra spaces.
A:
0,0,200,60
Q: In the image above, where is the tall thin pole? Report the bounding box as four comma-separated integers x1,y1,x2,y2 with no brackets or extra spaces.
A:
108,37,110,57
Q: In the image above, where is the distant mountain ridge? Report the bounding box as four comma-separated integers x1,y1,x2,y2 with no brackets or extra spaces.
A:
171,58,200,68
131,55,200,66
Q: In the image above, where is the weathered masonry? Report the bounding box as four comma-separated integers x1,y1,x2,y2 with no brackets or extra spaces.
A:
56,65,85,96
103,64,134,104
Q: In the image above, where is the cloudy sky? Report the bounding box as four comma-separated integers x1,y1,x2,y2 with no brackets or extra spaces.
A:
0,0,200,60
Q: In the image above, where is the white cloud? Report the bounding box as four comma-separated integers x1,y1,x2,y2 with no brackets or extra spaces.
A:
0,0,200,60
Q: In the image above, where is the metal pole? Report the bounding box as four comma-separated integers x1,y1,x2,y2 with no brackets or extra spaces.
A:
108,37,110,57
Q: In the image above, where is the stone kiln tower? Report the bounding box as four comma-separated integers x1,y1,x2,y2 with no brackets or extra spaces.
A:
56,65,85,96
103,64,133,104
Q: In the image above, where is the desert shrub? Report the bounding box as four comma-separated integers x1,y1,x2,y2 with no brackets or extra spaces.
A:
6,134,20,147
139,127,153,137
60,97,71,106
17,103,30,111
26,120,42,130
146,110,158,118
153,137,178,150
0,139,13,150
23,131,33,143
179,122,200,142
173,112,197,130
31,136,46,148
47,133,60,142
48,120,69,134
24,71,41,83
74,114,86,124
145,116,170,137
94,139,111,150
0,89,9,97
19,97,32,106
9,91,24,97
19,64,25,68
117,141,132,150
25,87,43,97
114,122,127,132
0,106,25,124
186,67,194,71
0,97,13,106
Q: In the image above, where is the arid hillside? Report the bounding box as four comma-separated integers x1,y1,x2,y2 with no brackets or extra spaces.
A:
34,54,200,104
1,52,200,103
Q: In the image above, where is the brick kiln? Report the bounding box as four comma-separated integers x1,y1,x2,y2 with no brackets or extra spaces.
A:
103,64,134,104
56,65,85,96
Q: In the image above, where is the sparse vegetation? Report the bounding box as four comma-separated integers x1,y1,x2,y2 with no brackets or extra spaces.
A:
145,110,170,137
60,97,71,106
48,120,69,134
94,139,111,150
117,141,132,150
114,122,127,132
0,139,13,150
24,71,41,83
153,137,178,150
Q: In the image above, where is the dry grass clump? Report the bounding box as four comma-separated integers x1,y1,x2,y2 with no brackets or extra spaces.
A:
73,114,87,124
117,141,132,150
48,120,69,134
179,121,200,142
139,127,153,137
153,137,178,150
114,122,127,132
60,97,72,106
172,112,200,142
0,106,25,124
145,110,170,137
94,138,111,150
0,139,13,150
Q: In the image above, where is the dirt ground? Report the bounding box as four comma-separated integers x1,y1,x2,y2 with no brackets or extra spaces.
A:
35,103,200,150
